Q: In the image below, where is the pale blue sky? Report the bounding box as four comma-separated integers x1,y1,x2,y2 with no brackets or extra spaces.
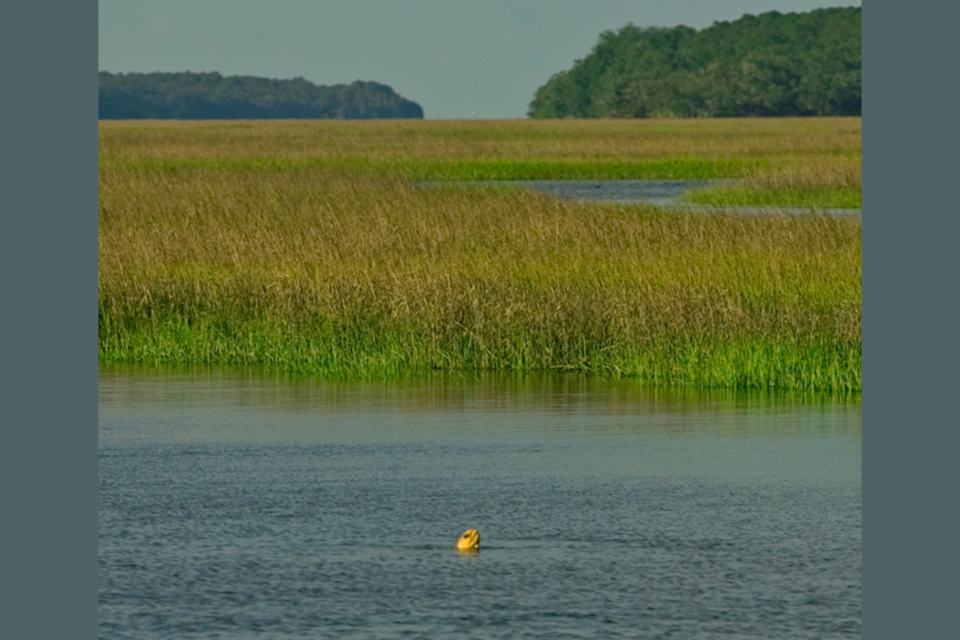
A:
99,1,861,119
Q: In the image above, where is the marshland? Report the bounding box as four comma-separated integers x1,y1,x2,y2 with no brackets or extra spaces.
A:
98,117,861,390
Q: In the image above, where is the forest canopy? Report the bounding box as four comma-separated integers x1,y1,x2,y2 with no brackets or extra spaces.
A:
529,7,861,119
99,72,424,120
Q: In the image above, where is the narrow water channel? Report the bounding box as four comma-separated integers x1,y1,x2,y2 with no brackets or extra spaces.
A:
417,179,861,215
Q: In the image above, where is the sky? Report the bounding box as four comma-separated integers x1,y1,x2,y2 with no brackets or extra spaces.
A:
99,1,861,119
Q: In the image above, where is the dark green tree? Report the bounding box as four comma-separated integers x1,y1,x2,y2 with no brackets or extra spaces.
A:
529,7,861,118
99,72,424,120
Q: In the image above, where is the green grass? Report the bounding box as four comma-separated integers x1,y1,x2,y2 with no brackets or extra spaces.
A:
683,184,862,209
99,316,860,390
407,157,765,181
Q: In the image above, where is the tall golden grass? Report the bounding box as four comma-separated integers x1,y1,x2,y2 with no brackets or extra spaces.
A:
99,120,861,389
99,117,861,162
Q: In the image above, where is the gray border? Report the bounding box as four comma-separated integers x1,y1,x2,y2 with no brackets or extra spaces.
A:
867,1,958,638
1,1,96,638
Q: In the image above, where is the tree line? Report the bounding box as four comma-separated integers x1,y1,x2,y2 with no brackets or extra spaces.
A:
529,7,861,119
99,72,424,120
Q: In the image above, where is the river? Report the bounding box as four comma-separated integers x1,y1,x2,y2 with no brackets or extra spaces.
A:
99,365,861,639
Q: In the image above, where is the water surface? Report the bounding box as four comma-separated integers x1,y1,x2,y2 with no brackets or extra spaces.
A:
452,179,718,205
99,367,861,639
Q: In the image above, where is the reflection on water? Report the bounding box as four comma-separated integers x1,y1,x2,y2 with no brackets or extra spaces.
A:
418,179,721,205
99,365,861,639
99,364,861,443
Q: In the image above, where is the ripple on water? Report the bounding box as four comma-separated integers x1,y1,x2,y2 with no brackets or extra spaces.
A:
99,370,861,639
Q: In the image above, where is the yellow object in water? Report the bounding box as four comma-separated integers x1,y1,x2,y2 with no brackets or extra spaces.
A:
457,528,480,552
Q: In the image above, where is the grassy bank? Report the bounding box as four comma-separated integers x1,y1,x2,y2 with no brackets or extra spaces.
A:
99,120,861,390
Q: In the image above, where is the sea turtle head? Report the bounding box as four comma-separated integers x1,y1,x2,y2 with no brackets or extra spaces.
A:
456,528,480,552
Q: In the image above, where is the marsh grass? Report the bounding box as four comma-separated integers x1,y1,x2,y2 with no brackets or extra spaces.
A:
97,117,861,162
99,131,862,390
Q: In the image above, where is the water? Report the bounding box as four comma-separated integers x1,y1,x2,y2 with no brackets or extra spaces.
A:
417,180,861,216
99,367,861,639
447,179,720,205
